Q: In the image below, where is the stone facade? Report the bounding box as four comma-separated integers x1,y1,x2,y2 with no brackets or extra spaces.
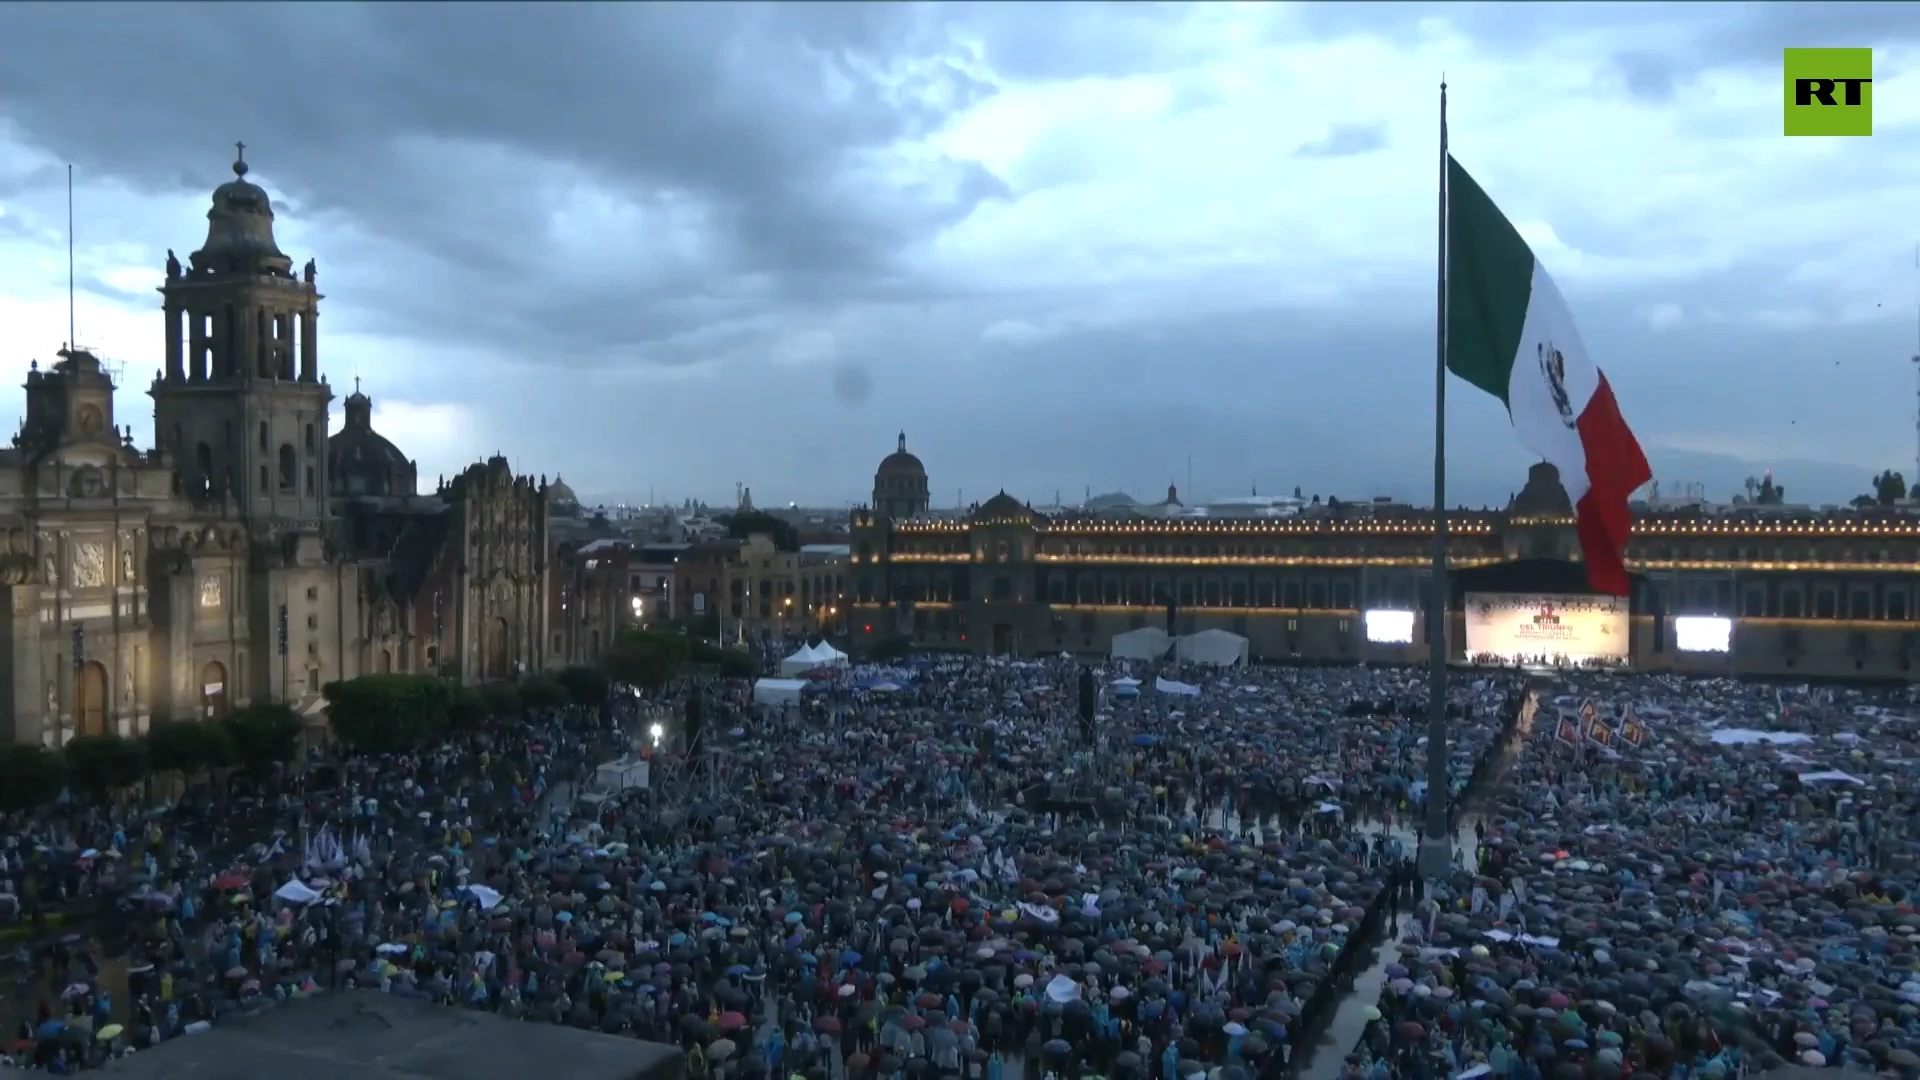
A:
849,455,1920,681
0,152,557,746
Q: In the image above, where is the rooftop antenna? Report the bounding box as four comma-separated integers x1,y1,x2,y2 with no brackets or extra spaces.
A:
66,164,75,352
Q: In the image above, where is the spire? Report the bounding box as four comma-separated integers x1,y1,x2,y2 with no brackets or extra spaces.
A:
897,430,906,453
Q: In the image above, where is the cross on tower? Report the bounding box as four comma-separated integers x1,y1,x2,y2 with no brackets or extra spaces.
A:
235,141,246,164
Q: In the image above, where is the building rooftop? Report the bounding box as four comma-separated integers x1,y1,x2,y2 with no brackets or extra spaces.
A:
100,992,684,1080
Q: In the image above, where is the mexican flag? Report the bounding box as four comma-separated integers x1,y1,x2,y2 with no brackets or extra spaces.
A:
1446,156,1650,596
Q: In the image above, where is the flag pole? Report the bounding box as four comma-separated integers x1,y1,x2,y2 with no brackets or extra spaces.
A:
1419,79,1454,881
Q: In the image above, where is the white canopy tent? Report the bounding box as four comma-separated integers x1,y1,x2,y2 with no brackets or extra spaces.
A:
1110,626,1172,661
1154,676,1201,696
780,642,849,677
753,678,808,705
1175,628,1250,667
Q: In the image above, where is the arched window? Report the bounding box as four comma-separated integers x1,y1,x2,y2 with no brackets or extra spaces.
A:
303,423,314,453
194,442,213,483
258,421,268,451
278,444,297,490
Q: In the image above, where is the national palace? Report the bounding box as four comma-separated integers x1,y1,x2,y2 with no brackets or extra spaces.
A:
848,440,1920,680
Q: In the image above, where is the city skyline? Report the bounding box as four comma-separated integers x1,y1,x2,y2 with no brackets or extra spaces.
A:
0,4,1915,507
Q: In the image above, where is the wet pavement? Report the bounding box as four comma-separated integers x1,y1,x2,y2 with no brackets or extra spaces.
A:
1295,815,1488,1080
1293,682,1542,1080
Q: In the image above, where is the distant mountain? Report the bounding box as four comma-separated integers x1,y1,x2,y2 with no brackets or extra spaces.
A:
1638,447,1878,508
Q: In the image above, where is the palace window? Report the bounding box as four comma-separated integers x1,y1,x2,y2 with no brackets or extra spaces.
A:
278,444,297,491
1889,592,1909,621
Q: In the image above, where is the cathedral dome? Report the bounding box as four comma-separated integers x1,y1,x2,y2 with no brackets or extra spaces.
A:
328,388,416,497
546,476,581,517
876,431,926,479
190,149,293,277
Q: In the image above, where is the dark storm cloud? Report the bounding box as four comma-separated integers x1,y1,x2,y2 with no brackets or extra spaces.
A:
0,2,1001,362
1294,121,1389,159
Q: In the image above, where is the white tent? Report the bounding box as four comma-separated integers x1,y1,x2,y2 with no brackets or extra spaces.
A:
780,642,848,677
1154,676,1201,696
753,678,808,705
1176,628,1250,667
1110,626,1172,661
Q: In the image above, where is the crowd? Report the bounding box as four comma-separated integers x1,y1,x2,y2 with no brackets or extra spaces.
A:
1343,674,1920,1079
0,656,1521,1077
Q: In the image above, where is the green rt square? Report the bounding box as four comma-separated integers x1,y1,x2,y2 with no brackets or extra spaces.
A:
1784,48,1873,136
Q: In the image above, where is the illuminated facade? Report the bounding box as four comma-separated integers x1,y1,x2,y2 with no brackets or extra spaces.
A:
848,460,1920,680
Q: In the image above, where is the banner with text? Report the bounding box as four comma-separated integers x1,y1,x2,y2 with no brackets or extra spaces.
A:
1465,592,1629,664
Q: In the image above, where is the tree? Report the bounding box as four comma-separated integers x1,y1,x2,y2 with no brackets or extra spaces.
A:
223,705,305,776
520,675,571,710
1871,469,1907,506
323,674,453,753
145,720,233,785
690,640,759,679
448,687,490,733
0,745,66,812
661,614,721,641
480,681,523,719
718,510,800,552
603,629,690,690
1851,494,1879,509
64,733,148,799
553,666,610,707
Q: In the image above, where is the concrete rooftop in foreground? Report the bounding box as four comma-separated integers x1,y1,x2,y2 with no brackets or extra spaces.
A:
101,992,686,1080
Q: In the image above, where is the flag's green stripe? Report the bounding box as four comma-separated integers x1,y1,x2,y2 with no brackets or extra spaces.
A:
1445,156,1536,407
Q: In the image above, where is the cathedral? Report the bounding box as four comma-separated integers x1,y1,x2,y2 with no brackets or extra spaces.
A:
0,150,552,747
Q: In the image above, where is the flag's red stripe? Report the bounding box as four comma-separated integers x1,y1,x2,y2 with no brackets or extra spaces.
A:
1573,372,1650,597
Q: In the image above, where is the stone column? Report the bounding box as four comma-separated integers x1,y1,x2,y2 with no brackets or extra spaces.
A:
165,306,184,381
300,310,318,382
256,308,271,379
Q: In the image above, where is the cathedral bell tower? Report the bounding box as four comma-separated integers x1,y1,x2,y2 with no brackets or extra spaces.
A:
150,145,332,523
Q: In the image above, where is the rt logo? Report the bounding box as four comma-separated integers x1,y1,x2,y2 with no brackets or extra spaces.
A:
1784,48,1873,136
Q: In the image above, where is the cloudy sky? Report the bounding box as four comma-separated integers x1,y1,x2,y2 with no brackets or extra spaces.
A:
0,3,1916,511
